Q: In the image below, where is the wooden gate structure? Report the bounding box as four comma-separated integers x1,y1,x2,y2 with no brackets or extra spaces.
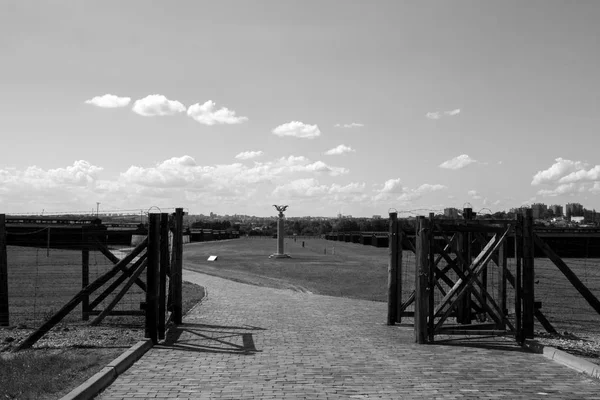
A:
387,208,600,344
0,209,185,350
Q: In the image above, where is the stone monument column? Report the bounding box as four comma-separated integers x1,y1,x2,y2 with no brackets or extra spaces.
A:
269,205,291,259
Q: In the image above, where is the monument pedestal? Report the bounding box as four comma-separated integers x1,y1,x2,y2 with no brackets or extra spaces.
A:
269,253,291,259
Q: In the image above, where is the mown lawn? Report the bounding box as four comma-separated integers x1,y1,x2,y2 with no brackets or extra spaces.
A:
0,281,205,400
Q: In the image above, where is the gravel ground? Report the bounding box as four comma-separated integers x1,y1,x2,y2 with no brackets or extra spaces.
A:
535,330,600,366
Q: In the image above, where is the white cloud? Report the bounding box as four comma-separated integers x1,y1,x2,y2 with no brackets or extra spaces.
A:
558,165,600,184
374,180,446,203
426,109,461,120
187,100,248,125
468,190,482,200
235,151,264,160
439,154,478,170
536,183,583,197
334,122,364,128
329,182,366,194
531,158,587,185
85,94,131,108
272,178,329,198
324,144,356,155
380,178,404,194
272,121,321,139
132,94,186,116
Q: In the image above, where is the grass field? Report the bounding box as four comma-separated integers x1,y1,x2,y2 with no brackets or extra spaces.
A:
183,236,600,337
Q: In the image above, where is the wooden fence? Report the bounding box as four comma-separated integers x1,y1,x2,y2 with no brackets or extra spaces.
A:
386,208,600,344
0,209,185,349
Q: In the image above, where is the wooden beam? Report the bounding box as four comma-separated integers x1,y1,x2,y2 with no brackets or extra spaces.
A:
415,217,429,344
145,214,160,344
533,233,600,316
399,290,415,315
88,253,148,311
522,209,535,339
94,239,147,292
90,259,147,326
158,213,170,340
17,237,148,350
434,226,511,331
387,212,399,325
172,208,184,324
0,215,9,326
515,214,523,342
434,231,499,316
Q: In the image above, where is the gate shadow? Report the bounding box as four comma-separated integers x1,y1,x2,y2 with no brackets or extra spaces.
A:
156,323,266,355
431,335,527,353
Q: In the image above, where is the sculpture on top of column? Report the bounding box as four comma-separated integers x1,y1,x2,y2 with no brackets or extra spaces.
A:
269,205,291,259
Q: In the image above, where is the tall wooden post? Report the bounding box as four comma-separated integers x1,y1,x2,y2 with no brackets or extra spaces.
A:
415,216,429,344
457,208,473,324
497,241,507,329
515,214,523,342
387,212,398,325
145,214,160,344
0,215,9,326
173,208,184,324
427,213,435,342
158,213,169,340
522,209,535,339
81,248,89,321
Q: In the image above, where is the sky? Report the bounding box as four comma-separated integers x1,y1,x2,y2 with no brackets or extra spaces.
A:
1,0,600,217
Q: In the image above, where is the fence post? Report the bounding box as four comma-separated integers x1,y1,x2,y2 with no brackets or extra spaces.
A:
81,248,89,321
456,208,473,324
497,240,507,329
0,214,9,326
515,213,523,342
173,208,184,324
522,209,535,339
415,216,429,344
387,212,398,325
158,213,169,340
428,213,435,342
145,214,160,344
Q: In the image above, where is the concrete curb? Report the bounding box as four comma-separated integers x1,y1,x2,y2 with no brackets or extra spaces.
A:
523,339,600,380
61,339,153,400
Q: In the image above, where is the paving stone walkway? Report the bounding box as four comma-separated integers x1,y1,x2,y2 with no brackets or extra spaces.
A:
99,270,600,399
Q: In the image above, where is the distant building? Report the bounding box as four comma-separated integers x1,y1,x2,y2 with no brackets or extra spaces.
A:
531,203,548,219
550,204,563,217
566,203,584,220
372,215,382,219
444,208,460,219
571,216,584,224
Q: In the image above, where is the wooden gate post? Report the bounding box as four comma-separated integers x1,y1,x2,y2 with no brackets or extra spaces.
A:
415,216,429,344
387,212,398,325
172,208,184,324
497,240,508,329
0,214,9,326
515,213,523,342
145,214,160,344
158,213,169,340
456,208,473,324
427,213,435,342
522,209,535,339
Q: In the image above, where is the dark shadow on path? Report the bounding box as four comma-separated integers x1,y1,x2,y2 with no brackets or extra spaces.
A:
156,323,265,355
430,335,529,353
